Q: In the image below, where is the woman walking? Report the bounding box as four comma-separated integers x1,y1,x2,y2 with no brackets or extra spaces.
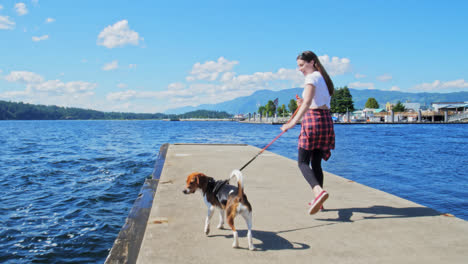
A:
281,51,335,214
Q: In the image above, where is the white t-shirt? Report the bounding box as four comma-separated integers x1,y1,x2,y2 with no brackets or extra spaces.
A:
302,71,331,109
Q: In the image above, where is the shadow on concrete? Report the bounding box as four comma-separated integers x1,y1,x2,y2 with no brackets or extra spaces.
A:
209,229,310,251
206,206,441,251
317,205,441,222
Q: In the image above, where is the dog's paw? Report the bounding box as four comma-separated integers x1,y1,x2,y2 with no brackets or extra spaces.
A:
249,245,257,251
232,242,239,248
204,227,210,235
216,224,224,229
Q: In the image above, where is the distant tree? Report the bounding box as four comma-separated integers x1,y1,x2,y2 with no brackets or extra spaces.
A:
179,110,231,119
277,104,288,117
258,105,266,116
265,100,276,116
393,101,406,112
331,86,355,113
0,100,229,120
288,99,298,113
365,97,380,108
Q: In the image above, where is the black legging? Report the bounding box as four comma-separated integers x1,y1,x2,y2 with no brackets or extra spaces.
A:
298,148,323,189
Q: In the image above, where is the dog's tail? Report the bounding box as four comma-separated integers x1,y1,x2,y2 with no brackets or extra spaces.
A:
230,169,244,199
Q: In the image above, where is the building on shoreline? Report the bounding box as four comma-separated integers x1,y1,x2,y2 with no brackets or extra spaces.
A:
432,102,468,112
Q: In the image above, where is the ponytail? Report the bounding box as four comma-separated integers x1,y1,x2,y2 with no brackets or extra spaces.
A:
297,51,334,96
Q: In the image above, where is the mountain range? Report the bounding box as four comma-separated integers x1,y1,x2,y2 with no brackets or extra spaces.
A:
165,88,468,114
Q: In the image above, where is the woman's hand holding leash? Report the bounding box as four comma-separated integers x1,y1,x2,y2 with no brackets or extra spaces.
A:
296,98,303,107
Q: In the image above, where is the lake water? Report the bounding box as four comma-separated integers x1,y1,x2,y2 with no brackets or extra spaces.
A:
0,120,466,263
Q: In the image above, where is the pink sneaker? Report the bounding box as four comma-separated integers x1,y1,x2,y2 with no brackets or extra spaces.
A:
308,191,329,215
308,204,325,211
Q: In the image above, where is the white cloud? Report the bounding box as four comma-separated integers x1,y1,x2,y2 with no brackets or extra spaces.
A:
0,16,15,30
411,79,468,92
4,71,44,83
275,68,304,82
390,86,401,91
64,81,96,94
106,86,191,103
318,55,351,76
33,80,97,95
355,73,366,79
168,82,186,91
107,67,304,110
2,70,97,100
107,54,351,111
0,90,96,109
377,73,392,82
348,82,375,90
102,60,118,71
107,60,305,111
444,79,468,88
221,72,235,82
15,3,28,16
97,20,142,49
129,64,137,69
117,83,128,89
218,68,303,93
45,18,55,23
0,5,3,10
187,57,239,81
112,102,132,111
106,90,138,101
35,80,63,92
1,69,102,109
0,89,32,99
32,35,49,42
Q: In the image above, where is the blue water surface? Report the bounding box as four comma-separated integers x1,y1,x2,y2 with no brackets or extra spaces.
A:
0,121,466,263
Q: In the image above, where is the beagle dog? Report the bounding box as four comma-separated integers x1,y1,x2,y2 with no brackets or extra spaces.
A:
182,169,255,250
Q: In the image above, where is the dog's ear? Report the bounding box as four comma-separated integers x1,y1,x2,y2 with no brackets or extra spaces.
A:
187,172,202,185
195,172,206,184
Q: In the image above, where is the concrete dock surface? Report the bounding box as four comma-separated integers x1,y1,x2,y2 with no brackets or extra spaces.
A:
136,144,468,263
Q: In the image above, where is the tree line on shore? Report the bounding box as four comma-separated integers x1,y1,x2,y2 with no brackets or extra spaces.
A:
0,101,231,120
258,86,406,116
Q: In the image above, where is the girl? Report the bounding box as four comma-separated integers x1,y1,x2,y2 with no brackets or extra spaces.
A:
281,51,335,215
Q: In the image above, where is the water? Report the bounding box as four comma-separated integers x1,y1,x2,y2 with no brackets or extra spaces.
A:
0,121,466,263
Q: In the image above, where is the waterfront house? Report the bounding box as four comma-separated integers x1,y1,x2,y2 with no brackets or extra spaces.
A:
432,102,468,112
362,108,386,122
363,108,386,115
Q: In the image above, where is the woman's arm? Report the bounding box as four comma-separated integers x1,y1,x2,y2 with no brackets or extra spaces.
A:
281,83,315,131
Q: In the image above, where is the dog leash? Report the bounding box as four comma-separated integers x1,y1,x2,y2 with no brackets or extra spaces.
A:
239,95,301,172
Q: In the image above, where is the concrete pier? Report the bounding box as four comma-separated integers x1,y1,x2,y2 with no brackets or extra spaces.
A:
110,143,468,263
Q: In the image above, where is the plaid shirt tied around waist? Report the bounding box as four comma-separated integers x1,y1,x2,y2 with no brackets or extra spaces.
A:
298,109,335,161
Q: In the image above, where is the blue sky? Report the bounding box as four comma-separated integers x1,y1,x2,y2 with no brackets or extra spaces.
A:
1,0,467,113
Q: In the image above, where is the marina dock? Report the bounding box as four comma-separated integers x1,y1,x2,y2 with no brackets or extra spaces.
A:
107,143,468,263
